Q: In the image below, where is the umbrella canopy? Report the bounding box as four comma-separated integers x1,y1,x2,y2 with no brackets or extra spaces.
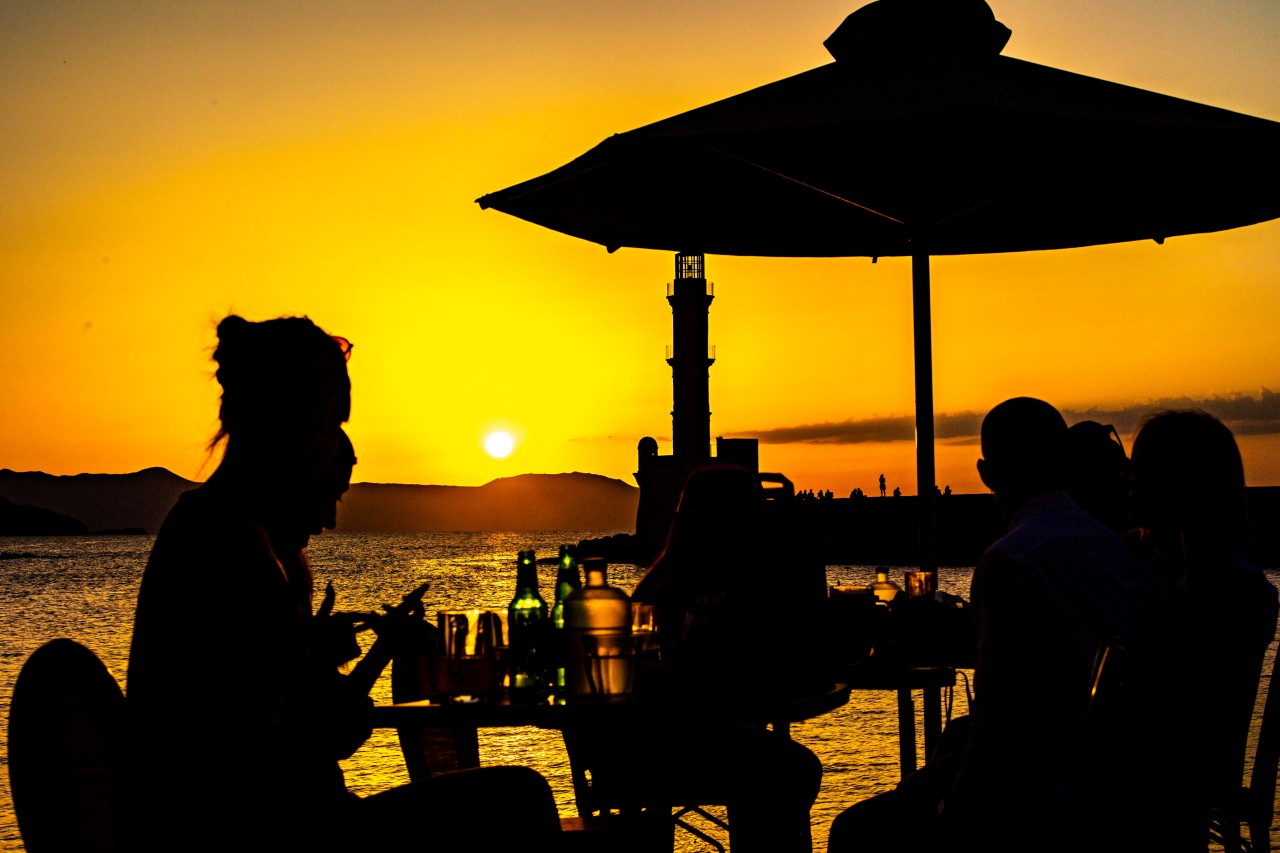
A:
477,0,1280,571
479,1,1280,257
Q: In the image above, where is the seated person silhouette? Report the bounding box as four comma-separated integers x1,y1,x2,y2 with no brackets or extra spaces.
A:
126,315,561,853
828,397,1150,853
1124,410,1279,852
1065,419,1133,534
569,463,826,853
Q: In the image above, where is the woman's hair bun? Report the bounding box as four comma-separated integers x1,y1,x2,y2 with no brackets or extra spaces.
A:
215,314,252,345
210,313,350,448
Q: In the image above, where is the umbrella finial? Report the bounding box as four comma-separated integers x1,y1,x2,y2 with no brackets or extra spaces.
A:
824,0,1011,66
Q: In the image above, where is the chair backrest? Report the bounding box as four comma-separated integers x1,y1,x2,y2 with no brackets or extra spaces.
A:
1245,646,1280,850
1084,638,1131,741
1077,636,1142,821
8,639,128,853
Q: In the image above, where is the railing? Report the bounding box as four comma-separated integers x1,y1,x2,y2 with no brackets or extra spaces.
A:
666,281,714,297
665,345,716,361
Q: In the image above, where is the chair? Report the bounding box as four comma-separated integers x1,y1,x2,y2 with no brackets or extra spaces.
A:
1209,646,1280,853
557,723,693,851
670,805,731,853
1054,637,1141,853
8,639,130,853
1083,638,1132,754
1104,616,1278,853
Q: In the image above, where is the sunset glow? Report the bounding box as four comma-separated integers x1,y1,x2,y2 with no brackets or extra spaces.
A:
3,1,1279,496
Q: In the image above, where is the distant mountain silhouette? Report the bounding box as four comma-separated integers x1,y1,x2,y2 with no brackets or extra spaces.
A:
336,473,639,532
0,468,639,535
0,496,90,535
0,467,197,535
3,465,1273,565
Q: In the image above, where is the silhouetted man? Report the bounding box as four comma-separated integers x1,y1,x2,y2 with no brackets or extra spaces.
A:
953,397,1150,846
829,397,1149,853
879,473,886,497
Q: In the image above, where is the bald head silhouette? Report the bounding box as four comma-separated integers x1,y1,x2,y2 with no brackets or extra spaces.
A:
977,397,1069,519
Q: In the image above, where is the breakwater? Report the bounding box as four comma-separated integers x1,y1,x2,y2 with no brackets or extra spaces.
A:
584,486,1280,569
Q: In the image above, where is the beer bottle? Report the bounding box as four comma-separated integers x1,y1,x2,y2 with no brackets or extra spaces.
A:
551,545,581,630
507,549,548,698
550,544,582,692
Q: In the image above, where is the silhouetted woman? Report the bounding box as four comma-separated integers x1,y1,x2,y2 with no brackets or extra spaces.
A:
1128,409,1278,851
620,463,826,853
127,315,560,853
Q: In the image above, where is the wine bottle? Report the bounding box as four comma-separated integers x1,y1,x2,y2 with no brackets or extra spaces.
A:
507,549,548,698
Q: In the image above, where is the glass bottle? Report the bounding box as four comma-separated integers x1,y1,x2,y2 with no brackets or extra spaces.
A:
507,549,548,698
551,545,581,630
563,558,631,697
870,567,902,605
550,544,582,692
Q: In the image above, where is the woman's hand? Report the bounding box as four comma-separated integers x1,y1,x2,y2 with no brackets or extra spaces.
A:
346,581,431,695
312,582,364,666
360,581,429,643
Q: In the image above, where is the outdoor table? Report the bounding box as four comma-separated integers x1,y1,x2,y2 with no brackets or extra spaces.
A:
827,594,975,778
370,681,853,741
841,661,957,778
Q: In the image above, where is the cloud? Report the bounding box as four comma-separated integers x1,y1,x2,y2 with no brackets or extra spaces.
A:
728,410,983,445
729,388,1280,445
1064,388,1280,438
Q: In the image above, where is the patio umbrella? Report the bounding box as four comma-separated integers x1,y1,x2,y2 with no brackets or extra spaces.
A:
476,0,1280,573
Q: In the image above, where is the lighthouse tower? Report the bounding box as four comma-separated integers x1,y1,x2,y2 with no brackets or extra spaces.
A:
633,252,747,562
666,252,715,461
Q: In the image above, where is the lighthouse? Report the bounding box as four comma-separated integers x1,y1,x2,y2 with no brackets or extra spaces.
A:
666,252,715,461
632,253,758,562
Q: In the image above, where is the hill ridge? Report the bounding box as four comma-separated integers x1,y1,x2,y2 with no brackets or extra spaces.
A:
0,468,640,535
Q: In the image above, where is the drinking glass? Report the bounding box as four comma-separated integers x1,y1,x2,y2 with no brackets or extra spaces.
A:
436,608,503,699
904,570,937,600
630,601,657,634
582,632,637,698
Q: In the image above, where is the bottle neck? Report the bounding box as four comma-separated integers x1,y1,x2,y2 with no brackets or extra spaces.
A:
555,570,579,599
516,564,540,595
515,549,540,598
585,567,607,587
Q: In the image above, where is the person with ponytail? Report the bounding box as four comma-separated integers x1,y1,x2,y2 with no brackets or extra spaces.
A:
127,315,560,853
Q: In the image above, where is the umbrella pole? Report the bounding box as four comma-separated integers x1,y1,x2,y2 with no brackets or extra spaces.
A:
912,251,938,578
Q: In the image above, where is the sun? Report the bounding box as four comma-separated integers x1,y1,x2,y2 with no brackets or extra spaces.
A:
484,430,515,459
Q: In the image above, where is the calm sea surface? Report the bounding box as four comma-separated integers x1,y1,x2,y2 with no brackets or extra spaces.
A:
1,532,1275,853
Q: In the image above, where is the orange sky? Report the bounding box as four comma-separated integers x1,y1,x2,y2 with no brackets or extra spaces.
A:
3,0,1279,498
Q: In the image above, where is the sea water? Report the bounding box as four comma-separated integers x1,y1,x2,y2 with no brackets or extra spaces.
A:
0,532,1274,853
